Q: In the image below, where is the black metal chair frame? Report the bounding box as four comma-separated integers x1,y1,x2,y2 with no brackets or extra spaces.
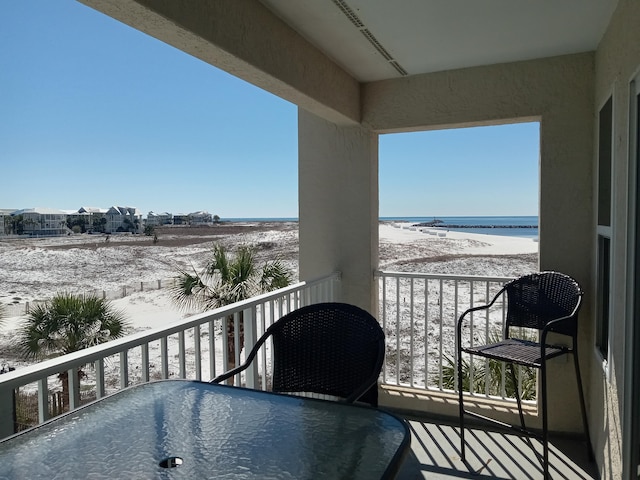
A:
212,302,385,407
456,271,593,479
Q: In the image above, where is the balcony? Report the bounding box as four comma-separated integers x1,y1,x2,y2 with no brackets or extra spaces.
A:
0,271,596,478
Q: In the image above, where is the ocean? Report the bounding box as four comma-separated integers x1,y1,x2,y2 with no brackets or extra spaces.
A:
379,216,539,239
225,216,539,239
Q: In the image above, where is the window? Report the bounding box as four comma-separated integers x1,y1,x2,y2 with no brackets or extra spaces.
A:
596,96,613,359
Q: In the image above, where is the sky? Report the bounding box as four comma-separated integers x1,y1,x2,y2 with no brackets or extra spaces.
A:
0,1,539,219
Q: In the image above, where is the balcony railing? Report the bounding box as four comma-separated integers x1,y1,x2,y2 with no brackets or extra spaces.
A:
376,270,533,403
0,272,341,439
1,269,532,441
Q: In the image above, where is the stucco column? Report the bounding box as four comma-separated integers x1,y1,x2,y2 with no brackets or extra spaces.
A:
298,109,379,314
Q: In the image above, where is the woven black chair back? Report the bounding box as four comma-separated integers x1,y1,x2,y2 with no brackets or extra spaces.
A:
504,271,582,337
269,302,385,406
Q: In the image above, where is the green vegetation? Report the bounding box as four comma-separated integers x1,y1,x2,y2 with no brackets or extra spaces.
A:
17,293,130,407
5,214,23,235
66,217,88,233
18,293,129,360
93,217,107,233
170,244,293,379
443,331,537,400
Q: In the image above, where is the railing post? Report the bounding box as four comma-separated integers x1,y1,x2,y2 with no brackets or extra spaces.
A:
194,326,202,381
244,307,258,389
178,331,186,379
68,367,80,410
119,352,129,389
37,378,49,423
95,359,105,398
221,317,229,377
0,386,15,437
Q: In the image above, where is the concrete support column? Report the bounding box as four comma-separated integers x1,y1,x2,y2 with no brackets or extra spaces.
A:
298,109,379,314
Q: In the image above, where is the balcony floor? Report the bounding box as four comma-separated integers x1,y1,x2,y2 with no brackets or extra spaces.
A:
394,412,597,480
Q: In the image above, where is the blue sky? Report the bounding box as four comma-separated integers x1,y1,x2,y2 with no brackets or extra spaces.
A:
0,1,539,219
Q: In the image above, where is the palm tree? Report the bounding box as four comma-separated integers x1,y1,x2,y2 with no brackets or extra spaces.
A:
18,293,130,407
170,244,293,381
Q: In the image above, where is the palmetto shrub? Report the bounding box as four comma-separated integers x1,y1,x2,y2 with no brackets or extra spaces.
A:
17,293,130,409
18,293,129,360
442,330,537,401
170,244,293,380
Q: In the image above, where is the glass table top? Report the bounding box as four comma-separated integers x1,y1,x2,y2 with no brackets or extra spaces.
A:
0,380,410,479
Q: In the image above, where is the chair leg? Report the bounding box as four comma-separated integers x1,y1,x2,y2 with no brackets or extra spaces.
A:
573,351,594,461
512,363,548,478
458,350,466,460
541,360,550,480
509,363,527,432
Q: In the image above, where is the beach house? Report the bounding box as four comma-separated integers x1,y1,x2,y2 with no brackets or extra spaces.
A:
189,210,213,225
104,206,143,233
66,207,109,233
2,1,639,477
13,208,68,237
145,211,173,227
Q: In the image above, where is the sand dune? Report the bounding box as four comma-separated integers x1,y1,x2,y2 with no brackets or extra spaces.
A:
0,222,538,372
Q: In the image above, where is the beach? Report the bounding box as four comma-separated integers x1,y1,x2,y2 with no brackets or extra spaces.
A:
0,222,538,373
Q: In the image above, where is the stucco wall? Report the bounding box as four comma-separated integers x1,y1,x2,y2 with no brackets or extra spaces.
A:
362,53,595,433
298,110,379,314
592,0,640,477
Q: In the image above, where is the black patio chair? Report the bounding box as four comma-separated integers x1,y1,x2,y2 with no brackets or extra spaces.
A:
212,302,385,407
456,271,593,479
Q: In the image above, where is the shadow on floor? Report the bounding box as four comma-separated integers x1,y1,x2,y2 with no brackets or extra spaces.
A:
394,413,598,480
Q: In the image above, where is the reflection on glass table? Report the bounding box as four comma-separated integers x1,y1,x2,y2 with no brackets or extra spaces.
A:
0,379,410,479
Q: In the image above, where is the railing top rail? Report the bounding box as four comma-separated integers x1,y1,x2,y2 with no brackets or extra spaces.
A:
0,272,340,390
375,270,514,283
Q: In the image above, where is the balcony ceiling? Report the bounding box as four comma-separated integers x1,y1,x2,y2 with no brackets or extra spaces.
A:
259,0,619,82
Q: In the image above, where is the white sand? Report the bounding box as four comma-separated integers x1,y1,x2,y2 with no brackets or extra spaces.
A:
0,223,538,376
379,222,538,254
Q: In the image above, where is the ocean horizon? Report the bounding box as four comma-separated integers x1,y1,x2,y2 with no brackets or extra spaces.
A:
381,216,538,238
224,215,539,239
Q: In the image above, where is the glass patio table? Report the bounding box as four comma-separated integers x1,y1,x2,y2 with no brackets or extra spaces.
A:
0,379,410,479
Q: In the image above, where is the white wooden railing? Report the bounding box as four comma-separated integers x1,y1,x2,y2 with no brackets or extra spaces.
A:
0,272,341,439
376,270,531,402
1,269,532,441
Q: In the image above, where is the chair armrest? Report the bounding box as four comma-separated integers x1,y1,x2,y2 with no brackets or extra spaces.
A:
539,314,576,346
456,285,508,354
344,338,385,404
456,304,491,343
210,330,272,384
539,294,582,346
211,361,252,384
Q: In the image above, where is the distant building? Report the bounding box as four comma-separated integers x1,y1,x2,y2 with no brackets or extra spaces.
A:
146,211,173,226
105,206,143,233
0,209,17,235
189,211,212,225
15,208,68,236
67,207,109,233
172,213,190,225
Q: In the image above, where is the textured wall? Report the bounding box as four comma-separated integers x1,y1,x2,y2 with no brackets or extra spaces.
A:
592,0,640,477
362,53,595,281
298,110,379,313
362,54,595,434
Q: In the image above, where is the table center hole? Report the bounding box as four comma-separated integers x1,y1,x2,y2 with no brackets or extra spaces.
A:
159,456,183,468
